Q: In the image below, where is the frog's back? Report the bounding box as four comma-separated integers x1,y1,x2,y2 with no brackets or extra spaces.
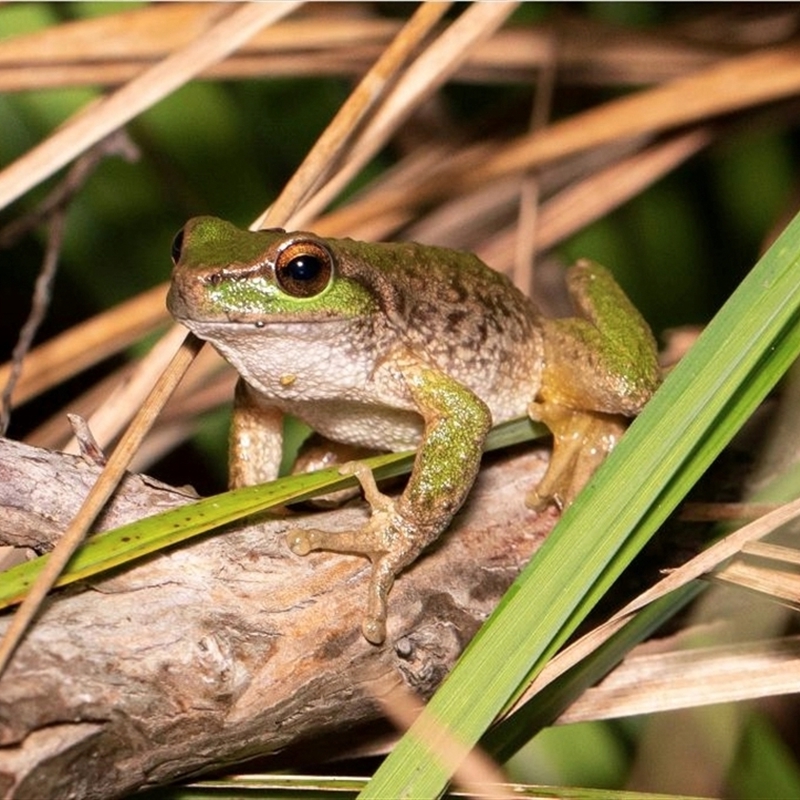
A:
336,238,544,424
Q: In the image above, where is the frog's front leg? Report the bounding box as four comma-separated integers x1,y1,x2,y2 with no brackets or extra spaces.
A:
229,378,284,488
528,260,661,509
287,359,492,644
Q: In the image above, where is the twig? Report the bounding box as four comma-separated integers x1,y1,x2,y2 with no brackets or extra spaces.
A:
257,2,450,229
0,133,138,433
285,1,521,230
0,2,300,211
0,212,65,436
512,27,557,293
0,131,138,248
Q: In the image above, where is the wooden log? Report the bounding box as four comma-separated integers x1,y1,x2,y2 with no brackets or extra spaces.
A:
0,437,554,799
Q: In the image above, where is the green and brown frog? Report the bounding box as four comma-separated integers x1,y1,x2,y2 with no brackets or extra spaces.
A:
168,217,660,644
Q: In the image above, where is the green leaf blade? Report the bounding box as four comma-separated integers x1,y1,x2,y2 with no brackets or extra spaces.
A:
0,420,543,610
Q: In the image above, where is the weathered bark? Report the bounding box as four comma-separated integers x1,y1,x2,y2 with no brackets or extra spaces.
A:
0,437,555,799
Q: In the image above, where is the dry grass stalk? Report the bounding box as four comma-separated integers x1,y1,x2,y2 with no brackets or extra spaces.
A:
503,496,800,719
311,42,800,238
0,8,747,92
0,284,169,408
559,634,800,724
259,2,452,228
476,42,800,184
284,1,521,230
371,674,517,800
26,346,232,457
0,3,300,209
713,558,800,609
60,324,191,456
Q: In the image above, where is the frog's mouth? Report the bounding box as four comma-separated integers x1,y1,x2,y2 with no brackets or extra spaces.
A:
174,314,364,348
177,314,355,335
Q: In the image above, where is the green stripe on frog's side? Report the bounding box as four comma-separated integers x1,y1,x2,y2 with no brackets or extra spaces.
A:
170,217,379,320
168,216,661,644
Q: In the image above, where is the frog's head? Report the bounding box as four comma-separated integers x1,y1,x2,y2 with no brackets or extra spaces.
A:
167,216,379,333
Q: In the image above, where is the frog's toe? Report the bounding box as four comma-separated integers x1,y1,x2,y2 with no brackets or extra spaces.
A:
362,616,387,645
360,552,402,645
526,483,564,512
286,527,326,556
286,510,397,560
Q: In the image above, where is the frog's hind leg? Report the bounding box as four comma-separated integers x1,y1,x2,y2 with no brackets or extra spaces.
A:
526,402,627,510
288,357,492,644
528,260,660,510
539,260,660,414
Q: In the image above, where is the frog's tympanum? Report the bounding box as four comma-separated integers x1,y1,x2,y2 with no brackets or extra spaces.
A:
168,216,660,644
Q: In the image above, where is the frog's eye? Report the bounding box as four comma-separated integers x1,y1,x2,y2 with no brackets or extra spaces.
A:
170,228,185,264
274,240,334,298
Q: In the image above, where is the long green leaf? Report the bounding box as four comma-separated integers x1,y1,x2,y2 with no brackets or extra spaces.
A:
483,583,704,764
359,215,800,799
0,418,542,607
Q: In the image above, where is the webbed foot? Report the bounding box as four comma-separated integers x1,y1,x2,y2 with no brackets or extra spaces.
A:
527,402,627,510
287,461,424,644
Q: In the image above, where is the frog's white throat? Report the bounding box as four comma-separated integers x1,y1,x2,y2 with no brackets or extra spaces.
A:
187,317,387,404
185,317,427,451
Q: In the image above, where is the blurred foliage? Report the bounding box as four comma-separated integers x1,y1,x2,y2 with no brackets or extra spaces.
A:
507,720,630,789
1,3,800,796
2,4,796,375
729,711,800,799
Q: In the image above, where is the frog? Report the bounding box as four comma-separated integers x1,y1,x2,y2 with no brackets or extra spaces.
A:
167,216,660,644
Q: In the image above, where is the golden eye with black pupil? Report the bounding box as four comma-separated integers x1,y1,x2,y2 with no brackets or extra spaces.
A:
275,240,334,298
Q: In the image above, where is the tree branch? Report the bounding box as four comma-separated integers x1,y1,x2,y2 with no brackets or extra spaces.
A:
0,437,555,799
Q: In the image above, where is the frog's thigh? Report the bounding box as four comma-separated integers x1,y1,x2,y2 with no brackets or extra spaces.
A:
528,262,659,509
544,260,660,415
229,378,284,488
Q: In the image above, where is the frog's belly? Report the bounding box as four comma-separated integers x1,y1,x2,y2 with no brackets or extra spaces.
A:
275,380,533,453
279,398,425,452
259,346,540,453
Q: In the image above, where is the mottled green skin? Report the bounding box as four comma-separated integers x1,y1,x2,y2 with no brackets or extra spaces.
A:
168,216,660,644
